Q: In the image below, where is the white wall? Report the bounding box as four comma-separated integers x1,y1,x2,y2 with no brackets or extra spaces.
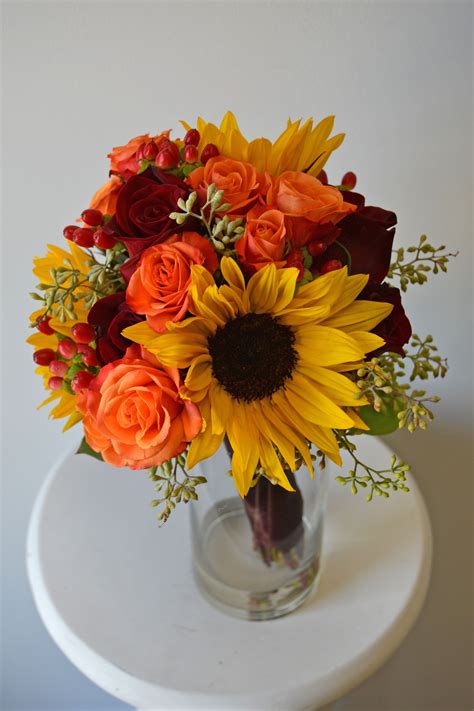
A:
2,1,472,709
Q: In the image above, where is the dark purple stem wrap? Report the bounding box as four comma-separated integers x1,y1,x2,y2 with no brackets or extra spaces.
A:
225,439,304,567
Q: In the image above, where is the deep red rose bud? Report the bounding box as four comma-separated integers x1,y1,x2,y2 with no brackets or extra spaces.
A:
63,225,77,241
184,129,200,146
320,259,343,274
37,317,54,335
342,171,357,190
93,228,117,250
49,359,69,377
135,142,147,161
155,146,180,170
200,143,219,164
317,170,328,185
71,370,94,393
143,141,158,161
183,144,199,164
48,376,64,391
33,348,56,366
57,338,77,360
72,227,95,248
81,208,103,227
308,240,328,257
71,322,96,344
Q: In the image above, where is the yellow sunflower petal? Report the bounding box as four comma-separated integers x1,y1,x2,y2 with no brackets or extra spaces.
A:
247,263,278,312
296,325,365,366
296,364,367,407
187,399,224,470
258,437,295,492
282,377,355,429
220,256,246,292
184,354,213,393
321,300,393,332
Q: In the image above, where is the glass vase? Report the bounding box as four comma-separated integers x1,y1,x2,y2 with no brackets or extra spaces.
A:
190,445,329,620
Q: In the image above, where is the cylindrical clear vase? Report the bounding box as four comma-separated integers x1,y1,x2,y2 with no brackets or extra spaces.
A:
190,445,329,620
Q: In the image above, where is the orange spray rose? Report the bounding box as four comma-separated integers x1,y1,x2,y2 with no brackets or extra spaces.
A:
77,345,202,469
89,176,123,216
187,157,265,215
236,205,287,271
266,171,356,245
126,232,218,333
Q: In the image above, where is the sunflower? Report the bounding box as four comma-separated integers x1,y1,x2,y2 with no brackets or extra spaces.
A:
181,111,344,177
27,241,92,431
123,259,392,496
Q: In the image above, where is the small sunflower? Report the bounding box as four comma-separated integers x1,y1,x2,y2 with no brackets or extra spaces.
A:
181,111,344,177
123,259,393,496
27,241,92,430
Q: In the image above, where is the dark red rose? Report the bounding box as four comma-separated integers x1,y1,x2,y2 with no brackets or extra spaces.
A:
312,204,396,283
359,282,412,356
105,174,188,257
88,292,144,364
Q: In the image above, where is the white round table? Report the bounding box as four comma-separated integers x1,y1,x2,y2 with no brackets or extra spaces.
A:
27,437,432,711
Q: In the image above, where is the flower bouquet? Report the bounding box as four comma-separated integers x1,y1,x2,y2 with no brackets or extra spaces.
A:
29,113,454,618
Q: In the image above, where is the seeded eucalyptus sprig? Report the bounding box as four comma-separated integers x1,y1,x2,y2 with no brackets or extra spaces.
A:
30,246,126,323
170,184,244,256
388,234,458,291
336,434,411,501
381,334,448,382
149,453,207,525
357,353,440,433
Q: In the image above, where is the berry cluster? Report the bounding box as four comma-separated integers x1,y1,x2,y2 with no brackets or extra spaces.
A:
63,209,117,250
33,320,99,394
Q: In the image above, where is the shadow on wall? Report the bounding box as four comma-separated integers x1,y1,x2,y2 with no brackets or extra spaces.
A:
339,421,473,711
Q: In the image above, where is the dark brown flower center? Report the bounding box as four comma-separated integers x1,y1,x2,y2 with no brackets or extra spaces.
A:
207,313,297,402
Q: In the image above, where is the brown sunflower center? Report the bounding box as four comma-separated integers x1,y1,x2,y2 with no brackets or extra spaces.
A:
207,313,297,402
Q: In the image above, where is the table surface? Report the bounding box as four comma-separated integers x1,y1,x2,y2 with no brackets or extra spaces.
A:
27,437,432,711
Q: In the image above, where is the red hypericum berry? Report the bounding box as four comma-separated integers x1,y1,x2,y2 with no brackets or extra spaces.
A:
184,128,200,146
142,141,158,161
308,240,328,257
155,149,178,170
57,338,77,360
72,227,95,248
33,348,56,366
83,351,98,367
49,359,69,377
77,343,93,355
286,250,305,280
71,370,94,393
341,171,357,190
48,376,64,391
37,316,54,335
320,259,343,275
183,144,199,164
200,143,219,165
93,228,117,250
63,225,77,241
81,208,103,227
71,322,96,344
136,142,147,161
317,170,328,185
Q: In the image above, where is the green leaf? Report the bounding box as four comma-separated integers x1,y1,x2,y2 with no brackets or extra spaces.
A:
76,437,103,461
357,403,400,435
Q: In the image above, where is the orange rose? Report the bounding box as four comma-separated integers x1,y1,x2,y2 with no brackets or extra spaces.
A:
126,232,218,333
187,157,264,215
236,205,287,272
77,345,202,469
267,171,356,245
108,131,170,179
89,176,123,216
